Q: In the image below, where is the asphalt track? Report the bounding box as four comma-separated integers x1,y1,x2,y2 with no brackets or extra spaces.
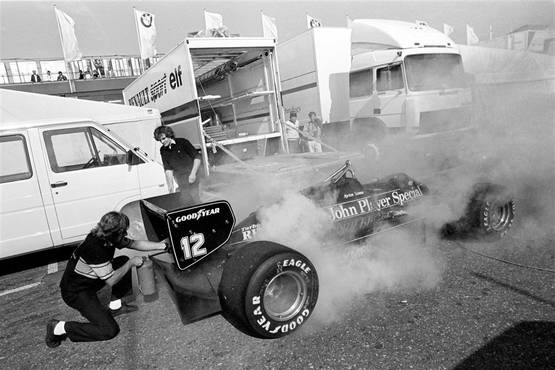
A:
1,221,553,369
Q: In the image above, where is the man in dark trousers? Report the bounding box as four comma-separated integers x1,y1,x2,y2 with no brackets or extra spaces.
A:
45,211,167,348
153,125,202,204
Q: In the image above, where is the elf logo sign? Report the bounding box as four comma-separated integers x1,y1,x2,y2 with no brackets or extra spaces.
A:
169,65,182,89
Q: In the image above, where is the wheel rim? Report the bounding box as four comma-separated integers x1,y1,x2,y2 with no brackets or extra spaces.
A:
263,271,308,321
488,201,513,231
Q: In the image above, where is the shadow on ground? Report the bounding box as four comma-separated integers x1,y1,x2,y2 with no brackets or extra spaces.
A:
454,321,555,369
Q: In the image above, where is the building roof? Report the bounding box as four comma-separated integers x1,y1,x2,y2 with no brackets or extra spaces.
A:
509,25,551,34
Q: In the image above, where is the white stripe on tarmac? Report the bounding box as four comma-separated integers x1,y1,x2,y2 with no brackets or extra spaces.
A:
0,282,41,297
47,262,58,274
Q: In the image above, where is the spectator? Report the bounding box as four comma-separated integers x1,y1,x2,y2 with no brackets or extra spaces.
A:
153,125,202,204
45,70,53,81
284,111,301,153
31,70,41,83
45,211,167,348
93,69,99,79
305,112,323,153
78,70,85,80
57,71,68,81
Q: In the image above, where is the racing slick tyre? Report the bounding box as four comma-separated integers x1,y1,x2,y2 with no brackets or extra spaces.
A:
218,241,319,339
441,183,515,240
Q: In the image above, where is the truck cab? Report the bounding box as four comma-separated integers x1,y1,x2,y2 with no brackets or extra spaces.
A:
349,19,473,136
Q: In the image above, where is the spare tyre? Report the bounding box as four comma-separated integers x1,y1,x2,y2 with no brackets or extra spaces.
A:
441,183,516,240
218,241,318,339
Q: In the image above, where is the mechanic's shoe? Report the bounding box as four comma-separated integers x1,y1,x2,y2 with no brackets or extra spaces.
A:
110,302,139,317
45,319,66,348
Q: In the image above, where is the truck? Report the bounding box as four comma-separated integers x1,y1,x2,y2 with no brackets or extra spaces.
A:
278,19,473,148
123,37,286,173
0,89,168,260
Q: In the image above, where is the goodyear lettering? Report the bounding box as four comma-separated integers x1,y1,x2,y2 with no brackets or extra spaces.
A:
175,207,219,223
251,303,311,334
283,258,311,274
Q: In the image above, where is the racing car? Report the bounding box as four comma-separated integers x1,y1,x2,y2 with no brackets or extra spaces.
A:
141,161,515,339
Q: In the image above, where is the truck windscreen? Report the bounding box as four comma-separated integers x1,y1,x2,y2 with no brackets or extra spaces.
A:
404,54,467,91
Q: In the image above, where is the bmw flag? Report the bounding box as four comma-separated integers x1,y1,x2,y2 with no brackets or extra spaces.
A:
134,8,157,59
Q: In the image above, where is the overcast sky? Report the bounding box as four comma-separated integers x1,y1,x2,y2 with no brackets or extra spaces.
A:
0,0,553,59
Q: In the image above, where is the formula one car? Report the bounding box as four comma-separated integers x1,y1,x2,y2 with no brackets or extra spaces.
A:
141,161,515,339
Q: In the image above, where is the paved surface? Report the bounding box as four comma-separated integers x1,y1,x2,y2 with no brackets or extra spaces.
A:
1,225,553,369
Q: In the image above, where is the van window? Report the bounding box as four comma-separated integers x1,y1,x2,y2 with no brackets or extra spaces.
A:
376,64,403,91
43,127,129,173
349,69,373,98
0,135,32,183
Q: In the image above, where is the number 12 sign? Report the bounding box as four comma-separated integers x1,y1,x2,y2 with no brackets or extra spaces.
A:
166,201,235,270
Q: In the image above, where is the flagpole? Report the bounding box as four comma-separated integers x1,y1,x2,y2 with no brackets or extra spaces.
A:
53,4,75,93
133,6,145,74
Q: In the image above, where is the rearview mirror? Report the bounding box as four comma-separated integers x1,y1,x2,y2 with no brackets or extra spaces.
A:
126,150,143,165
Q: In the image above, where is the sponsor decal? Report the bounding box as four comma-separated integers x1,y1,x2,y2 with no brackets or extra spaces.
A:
282,258,311,274
329,186,424,221
241,224,260,241
127,65,183,107
251,295,311,334
175,207,220,223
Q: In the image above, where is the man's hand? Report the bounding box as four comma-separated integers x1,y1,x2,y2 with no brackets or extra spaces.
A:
130,256,144,267
188,172,197,184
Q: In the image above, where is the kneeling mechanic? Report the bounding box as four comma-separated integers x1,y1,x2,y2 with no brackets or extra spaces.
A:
45,211,167,348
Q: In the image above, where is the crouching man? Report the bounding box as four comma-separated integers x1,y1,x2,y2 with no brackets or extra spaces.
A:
45,211,166,348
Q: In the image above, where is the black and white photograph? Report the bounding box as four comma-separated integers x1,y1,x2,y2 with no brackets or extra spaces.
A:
0,0,553,368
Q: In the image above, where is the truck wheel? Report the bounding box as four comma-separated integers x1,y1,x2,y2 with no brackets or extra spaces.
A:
441,183,516,240
218,241,319,339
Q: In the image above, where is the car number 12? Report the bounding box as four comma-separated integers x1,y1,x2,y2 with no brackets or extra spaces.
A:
180,233,206,259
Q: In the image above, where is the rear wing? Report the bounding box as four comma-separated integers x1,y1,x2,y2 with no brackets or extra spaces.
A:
140,193,235,270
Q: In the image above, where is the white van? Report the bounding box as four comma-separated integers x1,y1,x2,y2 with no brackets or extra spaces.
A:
0,94,168,260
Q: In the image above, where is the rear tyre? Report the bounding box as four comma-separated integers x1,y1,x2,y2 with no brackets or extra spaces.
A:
441,183,515,240
218,241,319,339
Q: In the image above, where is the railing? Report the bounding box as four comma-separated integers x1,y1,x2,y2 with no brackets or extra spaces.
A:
0,55,162,85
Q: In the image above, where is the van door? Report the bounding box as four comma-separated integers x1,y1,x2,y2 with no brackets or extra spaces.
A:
375,63,406,128
0,133,53,258
40,124,142,241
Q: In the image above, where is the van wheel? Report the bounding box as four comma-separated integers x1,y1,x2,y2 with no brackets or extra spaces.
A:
219,241,319,339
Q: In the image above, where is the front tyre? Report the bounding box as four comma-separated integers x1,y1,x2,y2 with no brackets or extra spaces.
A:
219,241,319,339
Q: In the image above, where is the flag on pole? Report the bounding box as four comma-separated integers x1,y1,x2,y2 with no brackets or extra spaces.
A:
466,24,479,45
306,14,322,29
134,9,157,59
205,10,223,31
261,13,277,39
54,7,82,61
443,23,454,37
346,15,353,28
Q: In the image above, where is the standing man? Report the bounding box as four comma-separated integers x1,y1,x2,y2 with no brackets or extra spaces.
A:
45,211,167,348
284,111,301,153
305,112,323,153
57,71,68,81
30,70,41,83
153,125,202,204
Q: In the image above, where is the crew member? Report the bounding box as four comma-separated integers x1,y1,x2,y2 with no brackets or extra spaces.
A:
45,211,167,348
154,125,202,204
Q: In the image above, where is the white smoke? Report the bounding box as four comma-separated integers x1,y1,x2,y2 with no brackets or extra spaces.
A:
254,190,444,326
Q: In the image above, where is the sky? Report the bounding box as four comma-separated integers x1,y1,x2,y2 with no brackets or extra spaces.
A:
0,0,554,60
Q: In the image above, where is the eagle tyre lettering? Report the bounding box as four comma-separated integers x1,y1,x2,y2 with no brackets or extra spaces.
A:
218,241,319,339
245,253,318,339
